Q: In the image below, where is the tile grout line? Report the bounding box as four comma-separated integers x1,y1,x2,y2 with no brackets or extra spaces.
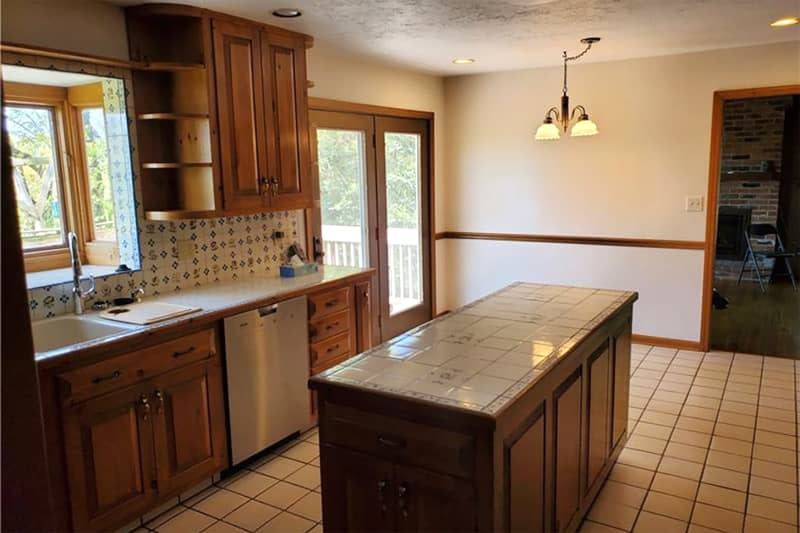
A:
739,351,765,532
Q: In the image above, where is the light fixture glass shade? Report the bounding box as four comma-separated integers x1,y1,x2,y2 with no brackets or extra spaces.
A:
571,117,598,137
535,121,561,140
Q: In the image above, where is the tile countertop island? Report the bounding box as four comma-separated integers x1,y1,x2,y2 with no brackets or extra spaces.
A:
309,282,638,533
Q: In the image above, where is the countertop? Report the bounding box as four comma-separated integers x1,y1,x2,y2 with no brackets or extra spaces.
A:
311,282,637,416
35,265,373,368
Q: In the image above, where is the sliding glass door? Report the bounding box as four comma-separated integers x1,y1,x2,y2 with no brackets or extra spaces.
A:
309,110,432,342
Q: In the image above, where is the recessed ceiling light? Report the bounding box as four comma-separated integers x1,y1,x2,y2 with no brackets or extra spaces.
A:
272,8,302,18
452,58,475,65
770,16,799,27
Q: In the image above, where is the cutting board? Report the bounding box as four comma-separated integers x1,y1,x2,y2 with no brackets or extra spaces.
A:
100,302,200,325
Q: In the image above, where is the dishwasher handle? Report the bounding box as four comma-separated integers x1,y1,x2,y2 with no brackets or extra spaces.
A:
258,304,278,317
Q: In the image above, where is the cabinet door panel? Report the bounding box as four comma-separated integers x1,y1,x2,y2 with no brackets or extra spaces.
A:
553,370,582,533
262,32,312,209
586,345,611,491
62,385,156,531
612,324,632,449
213,19,267,210
395,464,475,533
321,444,395,533
151,359,227,495
507,406,546,533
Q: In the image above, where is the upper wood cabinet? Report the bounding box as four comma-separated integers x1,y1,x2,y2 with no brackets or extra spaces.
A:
127,5,313,219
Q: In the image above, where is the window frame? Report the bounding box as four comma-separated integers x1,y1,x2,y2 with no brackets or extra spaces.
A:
3,80,119,272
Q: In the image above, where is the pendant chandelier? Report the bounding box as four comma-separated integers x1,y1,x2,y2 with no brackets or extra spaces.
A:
535,37,600,141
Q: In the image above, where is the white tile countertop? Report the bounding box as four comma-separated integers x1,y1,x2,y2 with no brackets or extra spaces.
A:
34,265,373,366
312,282,637,415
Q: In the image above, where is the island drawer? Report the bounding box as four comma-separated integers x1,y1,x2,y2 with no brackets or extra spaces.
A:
321,403,475,479
57,329,216,404
310,331,353,369
309,309,351,344
308,286,351,320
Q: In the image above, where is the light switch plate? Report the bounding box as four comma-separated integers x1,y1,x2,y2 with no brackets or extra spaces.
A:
686,195,704,212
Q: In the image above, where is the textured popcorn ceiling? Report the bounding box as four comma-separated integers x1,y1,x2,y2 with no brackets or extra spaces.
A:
107,0,800,74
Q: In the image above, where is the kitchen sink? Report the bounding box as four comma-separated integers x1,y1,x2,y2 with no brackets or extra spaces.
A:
31,315,137,353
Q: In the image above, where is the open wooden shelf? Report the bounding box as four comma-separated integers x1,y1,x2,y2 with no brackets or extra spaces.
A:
145,209,220,221
142,162,212,169
137,112,209,120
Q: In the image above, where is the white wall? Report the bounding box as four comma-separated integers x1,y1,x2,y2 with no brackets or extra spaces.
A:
442,41,800,341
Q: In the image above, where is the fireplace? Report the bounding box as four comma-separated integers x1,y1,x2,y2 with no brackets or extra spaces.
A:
716,207,751,260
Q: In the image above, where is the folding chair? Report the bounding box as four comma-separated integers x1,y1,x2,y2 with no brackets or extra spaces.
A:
736,223,798,293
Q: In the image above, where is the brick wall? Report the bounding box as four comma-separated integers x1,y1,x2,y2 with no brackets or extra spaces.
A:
721,96,791,175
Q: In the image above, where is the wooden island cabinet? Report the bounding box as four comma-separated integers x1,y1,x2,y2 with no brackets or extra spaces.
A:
310,283,637,533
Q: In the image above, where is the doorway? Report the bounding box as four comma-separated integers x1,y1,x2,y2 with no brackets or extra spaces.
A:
703,86,800,357
307,103,433,343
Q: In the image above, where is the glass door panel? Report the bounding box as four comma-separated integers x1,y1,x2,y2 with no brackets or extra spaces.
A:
317,128,369,268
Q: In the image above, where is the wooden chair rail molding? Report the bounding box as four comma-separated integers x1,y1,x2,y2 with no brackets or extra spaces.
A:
435,231,706,250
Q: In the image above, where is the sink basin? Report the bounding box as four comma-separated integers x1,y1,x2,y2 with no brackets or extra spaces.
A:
32,315,137,353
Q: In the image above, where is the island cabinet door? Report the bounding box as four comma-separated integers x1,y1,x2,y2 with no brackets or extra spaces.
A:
553,369,583,533
321,445,396,532
393,464,476,533
586,345,611,493
611,323,632,449
61,384,157,531
150,359,227,495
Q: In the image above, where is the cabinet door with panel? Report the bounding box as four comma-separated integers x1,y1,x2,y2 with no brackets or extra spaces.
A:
394,464,476,533
150,358,227,495
321,445,396,533
611,322,631,449
586,344,611,493
212,18,269,211
61,384,156,531
553,370,583,533
261,31,312,210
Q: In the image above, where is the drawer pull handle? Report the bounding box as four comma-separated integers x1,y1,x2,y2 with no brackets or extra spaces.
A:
325,299,338,308
326,322,338,331
92,370,121,384
377,435,406,449
172,346,196,358
326,344,340,354
377,479,390,512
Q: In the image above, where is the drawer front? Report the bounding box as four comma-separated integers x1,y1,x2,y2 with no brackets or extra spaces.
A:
321,403,475,479
310,331,353,369
309,309,351,344
308,286,351,320
58,329,216,404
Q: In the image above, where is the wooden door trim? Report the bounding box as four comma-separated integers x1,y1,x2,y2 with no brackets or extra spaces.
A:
699,84,800,351
309,97,434,120
435,231,704,250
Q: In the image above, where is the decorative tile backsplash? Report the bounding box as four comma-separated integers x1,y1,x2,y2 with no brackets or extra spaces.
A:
28,211,305,321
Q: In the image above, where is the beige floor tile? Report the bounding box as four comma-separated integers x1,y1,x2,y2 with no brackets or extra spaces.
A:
618,448,661,471
587,498,639,531
758,406,795,423
750,458,797,483
628,435,668,455
579,521,627,533
633,511,687,533
758,395,793,410
634,422,673,440
710,436,752,458
748,476,797,504
680,405,717,421
307,525,323,533
687,524,720,533
744,514,797,533
642,491,693,521
746,494,798,525
691,503,744,533
690,386,723,400
676,416,715,434
694,377,725,389
222,471,279,498
256,456,306,480
224,501,281,532
255,481,310,510
658,381,692,394
648,401,683,415
609,463,655,489
639,410,678,427
684,395,721,410
288,492,322,521
696,483,746,512
254,511,314,533
597,480,647,509
756,417,797,436
309,457,320,467
145,503,186,529
670,429,711,448
657,457,703,481
650,473,698,500
724,382,759,395
752,443,796,466
284,465,321,490
723,391,758,404
705,449,751,474
653,390,687,404
279,441,319,463
156,509,217,533
720,400,758,417
204,522,248,533
701,465,748,492
754,429,796,451
716,411,755,429
665,442,708,464
193,488,249,518
713,423,754,442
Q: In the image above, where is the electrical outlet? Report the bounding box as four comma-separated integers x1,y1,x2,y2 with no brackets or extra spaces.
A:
686,195,704,212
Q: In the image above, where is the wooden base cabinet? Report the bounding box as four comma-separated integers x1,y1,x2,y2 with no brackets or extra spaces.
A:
312,303,634,533
58,330,227,531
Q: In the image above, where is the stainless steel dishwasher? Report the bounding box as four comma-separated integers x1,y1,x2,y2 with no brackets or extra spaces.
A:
223,295,310,466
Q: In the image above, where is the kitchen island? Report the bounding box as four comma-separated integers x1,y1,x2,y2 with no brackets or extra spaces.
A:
309,282,637,533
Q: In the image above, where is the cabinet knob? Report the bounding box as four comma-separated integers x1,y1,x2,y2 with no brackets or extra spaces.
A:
139,394,151,420
377,479,389,512
397,483,409,518
154,389,164,414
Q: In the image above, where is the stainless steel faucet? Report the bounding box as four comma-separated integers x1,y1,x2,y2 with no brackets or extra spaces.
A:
68,232,95,315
